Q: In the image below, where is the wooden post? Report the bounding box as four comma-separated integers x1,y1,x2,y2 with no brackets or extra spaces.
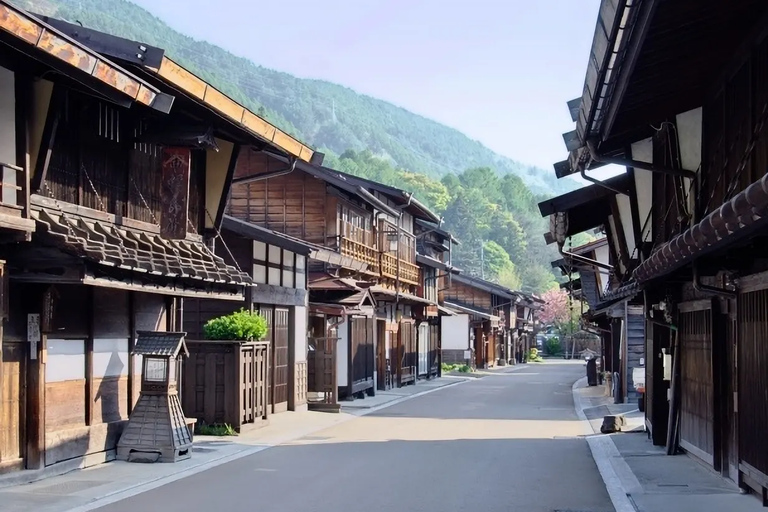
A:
127,292,135,414
14,74,31,222
27,287,50,469
287,306,296,411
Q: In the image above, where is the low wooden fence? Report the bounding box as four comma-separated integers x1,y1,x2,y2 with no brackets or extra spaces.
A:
182,340,270,432
307,336,340,412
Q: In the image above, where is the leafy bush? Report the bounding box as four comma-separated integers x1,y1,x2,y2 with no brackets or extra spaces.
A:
527,347,543,363
544,336,562,356
441,362,474,373
203,309,268,341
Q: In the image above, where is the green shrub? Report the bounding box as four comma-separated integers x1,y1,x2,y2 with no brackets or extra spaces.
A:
527,347,543,363
544,336,562,356
203,309,268,341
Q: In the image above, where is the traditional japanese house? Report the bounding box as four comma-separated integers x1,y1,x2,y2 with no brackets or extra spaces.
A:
182,216,333,419
512,293,543,363
414,219,459,378
546,0,768,499
441,274,517,369
551,238,615,367
540,176,643,402
225,154,442,398
0,3,319,475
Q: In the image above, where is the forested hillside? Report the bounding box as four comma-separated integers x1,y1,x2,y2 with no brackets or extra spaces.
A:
14,0,587,292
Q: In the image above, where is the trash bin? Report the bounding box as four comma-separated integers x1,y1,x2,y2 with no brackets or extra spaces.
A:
586,358,598,386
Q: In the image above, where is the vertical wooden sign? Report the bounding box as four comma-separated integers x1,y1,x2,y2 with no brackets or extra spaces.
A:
160,147,191,240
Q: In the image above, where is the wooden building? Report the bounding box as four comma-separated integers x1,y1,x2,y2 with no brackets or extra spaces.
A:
441,274,518,369
0,3,317,475
543,0,768,501
225,154,443,398
181,216,338,422
414,219,459,378
512,293,543,364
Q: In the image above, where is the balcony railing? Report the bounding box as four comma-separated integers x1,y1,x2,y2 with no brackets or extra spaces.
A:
340,236,379,271
380,253,420,286
0,162,25,212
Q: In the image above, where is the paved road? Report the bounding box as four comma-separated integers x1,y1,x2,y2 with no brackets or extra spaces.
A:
96,361,614,512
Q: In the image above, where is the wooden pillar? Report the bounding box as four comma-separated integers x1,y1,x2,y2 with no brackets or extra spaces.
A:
127,292,135,414
27,286,50,470
85,287,94,426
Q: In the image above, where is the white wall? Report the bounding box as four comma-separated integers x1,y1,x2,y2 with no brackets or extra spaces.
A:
441,315,469,350
336,319,348,387
631,138,653,244
616,194,636,259
676,107,702,216
594,244,611,293
294,306,307,363
0,66,16,167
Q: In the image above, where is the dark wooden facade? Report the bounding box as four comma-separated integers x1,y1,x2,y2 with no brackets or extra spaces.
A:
0,2,321,475
544,0,768,501
226,151,443,399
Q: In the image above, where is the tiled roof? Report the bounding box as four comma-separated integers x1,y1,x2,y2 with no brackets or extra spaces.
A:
34,209,252,285
134,331,188,357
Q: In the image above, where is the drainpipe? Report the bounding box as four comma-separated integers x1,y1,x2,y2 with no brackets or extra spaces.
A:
586,140,696,180
232,157,297,186
692,262,735,298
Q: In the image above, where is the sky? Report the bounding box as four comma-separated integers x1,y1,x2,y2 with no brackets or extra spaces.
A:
130,0,619,179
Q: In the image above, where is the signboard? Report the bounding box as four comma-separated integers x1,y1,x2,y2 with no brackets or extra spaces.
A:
425,304,439,318
160,147,191,240
27,313,40,360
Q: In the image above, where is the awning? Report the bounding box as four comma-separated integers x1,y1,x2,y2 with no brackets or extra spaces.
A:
437,305,455,316
33,208,252,286
444,301,499,322
416,254,459,273
589,281,641,315
367,286,436,306
633,172,768,283
308,302,373,318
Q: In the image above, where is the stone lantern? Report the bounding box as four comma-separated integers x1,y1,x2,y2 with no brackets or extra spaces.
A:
117,331,192,463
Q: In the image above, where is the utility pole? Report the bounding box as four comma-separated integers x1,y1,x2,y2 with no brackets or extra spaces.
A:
480,242,485,279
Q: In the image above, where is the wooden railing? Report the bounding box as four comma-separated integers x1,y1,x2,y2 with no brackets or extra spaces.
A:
380,253,420,285
340,236,379,270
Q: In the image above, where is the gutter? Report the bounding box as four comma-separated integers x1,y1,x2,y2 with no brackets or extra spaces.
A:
232,156,297,185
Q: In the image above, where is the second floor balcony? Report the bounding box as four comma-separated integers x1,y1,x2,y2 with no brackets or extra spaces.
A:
0,162,33,234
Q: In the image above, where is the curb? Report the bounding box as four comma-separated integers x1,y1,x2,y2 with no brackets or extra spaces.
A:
572,377,639,512
65,377,469,512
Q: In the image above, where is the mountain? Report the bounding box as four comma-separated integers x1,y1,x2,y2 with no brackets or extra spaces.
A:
15,0,578,197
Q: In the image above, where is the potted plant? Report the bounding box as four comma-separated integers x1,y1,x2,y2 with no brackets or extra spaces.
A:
203,308,268,341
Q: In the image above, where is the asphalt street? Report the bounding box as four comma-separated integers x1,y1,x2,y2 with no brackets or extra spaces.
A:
95,361,614,512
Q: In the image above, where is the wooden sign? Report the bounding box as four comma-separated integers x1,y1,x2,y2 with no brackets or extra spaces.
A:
28,313,40,360
160,147,191,240
425,304,439,318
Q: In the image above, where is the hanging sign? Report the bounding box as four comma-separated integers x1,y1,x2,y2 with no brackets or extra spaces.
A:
160,147,191,240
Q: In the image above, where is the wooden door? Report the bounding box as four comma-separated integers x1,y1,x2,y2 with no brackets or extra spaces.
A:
350,317,374,393
678,300,715,467
260,307,274,406
738,287,768,486
1,342,25,470
272,308,289,411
